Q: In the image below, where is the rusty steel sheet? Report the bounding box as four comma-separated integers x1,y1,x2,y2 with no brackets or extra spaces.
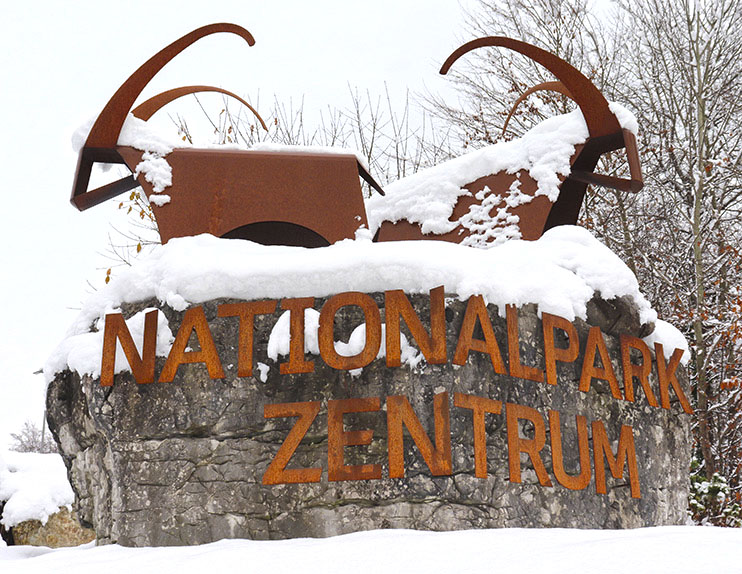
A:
506,304,544,383
542,312,579,386
70,26,643,250
132,85,268,130
506,402,553,486
262,401,322,485
318,292,382,371
327,397,382,482
385,286,447,366
549,411,592,490
377,36,644,245
502,80,574,136
453,392,502,479
387,392,452,478
70,23,383,247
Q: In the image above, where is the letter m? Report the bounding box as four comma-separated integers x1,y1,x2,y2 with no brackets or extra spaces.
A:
592,420,641,499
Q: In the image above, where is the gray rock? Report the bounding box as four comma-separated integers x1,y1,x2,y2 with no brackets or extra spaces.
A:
46,292,692,546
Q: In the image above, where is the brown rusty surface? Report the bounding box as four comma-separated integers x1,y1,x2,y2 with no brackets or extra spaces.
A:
318,292,382,370
278,298,316,375
327,397,382,481
86,23,255,149
384,286,447,366
116,146,371,245
132,85,268,131
218,300,277,377
620,334,658,406
654,343,693,413
159,306,225,382
592,421,641,498
376,37,646,246
101,310,158,386
387,392,452,478
262,401,322,484
505,402,553,486
376,165,557,244
542,312,579,386
453,393,502,479
578,326,622,399
440,36,621,139
70,27,643,249
549,411,591,490
506,304,544,383
70,23,381,248
502,80,574,137
453,295,506,374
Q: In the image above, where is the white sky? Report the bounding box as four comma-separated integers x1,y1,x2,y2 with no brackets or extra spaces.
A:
0,1,476,447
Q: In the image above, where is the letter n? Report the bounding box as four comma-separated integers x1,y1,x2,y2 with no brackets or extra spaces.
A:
387,392,451,478
101,310,158,386
385,286,446,366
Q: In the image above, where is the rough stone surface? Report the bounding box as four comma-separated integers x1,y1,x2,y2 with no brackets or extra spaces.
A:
46,293,692,546
11,507,96,547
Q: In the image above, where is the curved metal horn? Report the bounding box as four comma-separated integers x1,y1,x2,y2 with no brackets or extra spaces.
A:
440,37,620,139
132,85,268,131
502,81,573,136
85,23,255,148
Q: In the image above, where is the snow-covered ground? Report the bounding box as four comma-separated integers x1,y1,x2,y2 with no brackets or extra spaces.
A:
3,450,740,573
2,525,742,573
0,451,73,529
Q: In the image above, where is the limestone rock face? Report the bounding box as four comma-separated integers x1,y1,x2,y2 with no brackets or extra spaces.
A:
11,507,95,547
46,293,692,546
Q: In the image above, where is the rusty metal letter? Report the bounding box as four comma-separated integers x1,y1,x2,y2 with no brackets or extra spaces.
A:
279,297,316,375
387,392,452,478
328,397,382,481
454,393,502,479
453,295,506,374
654,343,693,413
218,300,277,377
506,403,553,486
159,306,225,382
549,410,591,491
620,335,658,406
318,292,382,370
262,401,322,485
506,305,544,382
578,326,622,399
101,310,158,386
592,420,641,499
542,312,579,386
385,286,447,367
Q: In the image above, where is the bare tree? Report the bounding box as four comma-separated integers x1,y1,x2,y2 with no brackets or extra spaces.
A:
616,0,742,486
9,419,57,454
429,0,742,520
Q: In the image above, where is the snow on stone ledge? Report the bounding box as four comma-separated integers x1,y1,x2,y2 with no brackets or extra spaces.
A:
0,451,74,529
45,225,688,381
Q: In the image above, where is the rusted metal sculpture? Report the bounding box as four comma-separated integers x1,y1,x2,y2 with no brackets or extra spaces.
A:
71,27,641,249
376,36,643,244
71,23,384,247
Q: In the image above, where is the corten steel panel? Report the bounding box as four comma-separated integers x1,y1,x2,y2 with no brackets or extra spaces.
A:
117,147,369,244
69,25,643,249
376,166,557,243
380,36,644,246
